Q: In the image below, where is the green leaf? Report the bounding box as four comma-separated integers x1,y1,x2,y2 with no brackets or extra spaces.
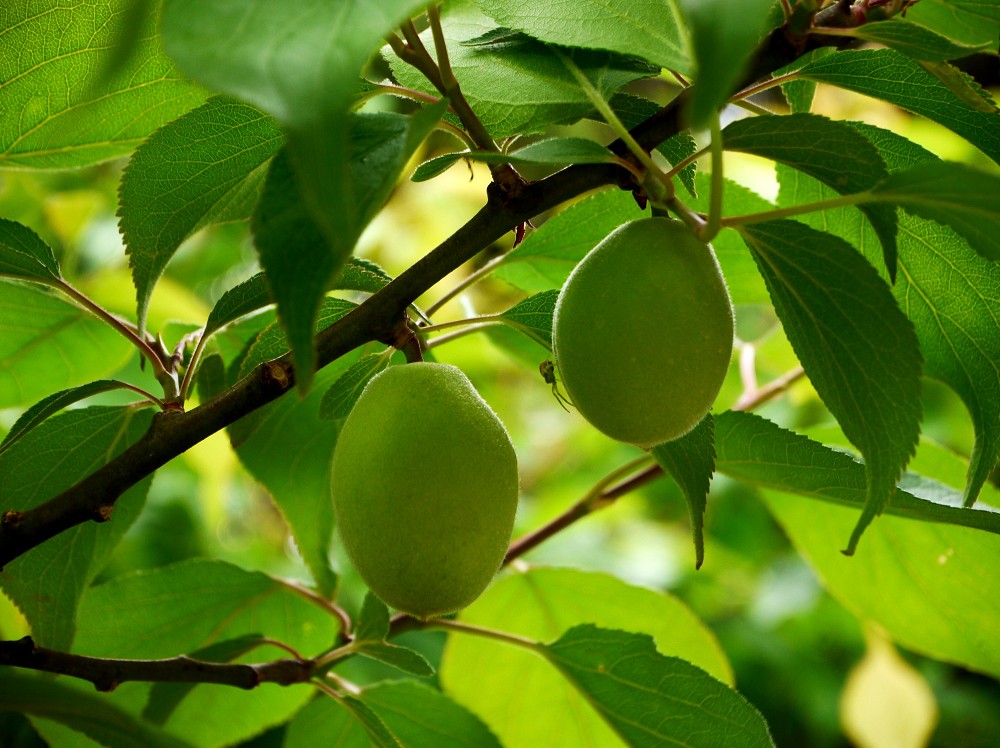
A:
0,219,61,283
780,48,836,114
119,96,283,331
777,123,1000,507
650,414,715,569
0,282,133,409
723,113,898,278
0,671,192,748
740,220,923,554
541,625,774,748
493,188,644,293
341,697,403,748
477,0,689,73
677,0,774,128
391,6,659,138
204,272,274,340
283,695,370,747
441,567,732,747
906,0,1000,49
0,0,205,168
498,290,559,350
355,592,392,642
917,60,999,114
320,353,394,423
795,49,1000,166
362,680,503,748
412,137,616,181
0,407,153,650
0,380,144,457
74,559,338,748
842,19,993,61
143,635,268,725
868,160,1000,263
763,488,1000,679
354,642,435,678
714,411,1000,536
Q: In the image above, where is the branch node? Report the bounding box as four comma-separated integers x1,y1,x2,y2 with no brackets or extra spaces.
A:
264,361,294,391
95,504,114,522
1,510,22,527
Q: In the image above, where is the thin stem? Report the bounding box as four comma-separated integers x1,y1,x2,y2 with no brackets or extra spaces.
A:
720,192,868,228
115,382,167,409
425,322,501,349
664,145,709,181
313,642,357,671
177,330,208,404
425,254,511,316
422,618,538,649
57,280,170,383
779,0,794,19
274,578,352,638
734,98,777,117
428,5,455,89
699,112,724,242
730,71,800,103
734,365,807,412
420,314,504,335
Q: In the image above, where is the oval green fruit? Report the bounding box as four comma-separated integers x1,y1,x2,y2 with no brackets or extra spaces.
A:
553,217,733,447
331,362,519,618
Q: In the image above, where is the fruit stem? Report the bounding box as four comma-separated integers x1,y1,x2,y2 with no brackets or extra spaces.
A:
698,112,724,243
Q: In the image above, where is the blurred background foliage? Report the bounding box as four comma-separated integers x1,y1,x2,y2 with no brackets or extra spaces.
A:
1,62,998,746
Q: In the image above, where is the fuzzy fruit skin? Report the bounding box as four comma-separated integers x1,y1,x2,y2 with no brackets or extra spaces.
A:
553,217,734,447
331,363,518,619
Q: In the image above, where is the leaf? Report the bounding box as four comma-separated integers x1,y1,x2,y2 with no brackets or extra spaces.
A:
354,642,435,678
412,137,616,181
320,353,393,423
0,282,133,409
0,407,154,650
355,592,392,642
283,695,370,747
723,113,898,279
74,558,339,748
253,105,444,392
763,488,1000,679
906,0,1000,49
541,625,774,748
498,290,559,350
867,160,1000,263
916,61,998,114
0,671,192,748
740,220,923,554
0,219,61,283
341,697,403,748
119,96,283,331
0,380,145,457
713,411,1000,537
476,0,689,73
390,6,659,138
795,49,1000,166
842,19,992,61
493,188,643,293
0,0,205,169
676,0,775,128
650,414,715,569
361,680,503,748
441,567,732,748
777,122,1000,507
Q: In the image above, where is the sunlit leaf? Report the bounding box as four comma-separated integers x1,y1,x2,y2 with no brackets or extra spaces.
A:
0,219,61,283
498,290,558,350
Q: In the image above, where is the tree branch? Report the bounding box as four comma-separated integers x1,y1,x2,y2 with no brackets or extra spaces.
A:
0,637,312,692
0,21,856,570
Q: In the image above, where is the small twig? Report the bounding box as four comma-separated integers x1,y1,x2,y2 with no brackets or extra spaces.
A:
735,365,807,412
274,578,353,638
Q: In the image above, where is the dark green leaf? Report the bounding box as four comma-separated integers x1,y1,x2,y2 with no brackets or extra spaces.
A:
195,353,226,402
677,0,775,128
610,93,698,197
780,48,836,114
724,113,898,278
499,290,559,350
204,272,274,340
0,219,61,283
341,697,403,748
0,283,133,408
441,568,732,747
0,407,153,650
337,258,396,297
355,642,435,678
355,592,392,642
391,5,659,138
541,625,774,748
0,671,192,748
477,0,688,72
843,19,992,61
650,414,715,569
715,411,1000,536
0,0,205,168
362,680,502,747
868,160,1000,262
143,635,268,725
795,49,1000,165
0,380,144,457
320,353,393,422
493,189,643,293
741,220,923,554
119,96,282,330
916,61,998,114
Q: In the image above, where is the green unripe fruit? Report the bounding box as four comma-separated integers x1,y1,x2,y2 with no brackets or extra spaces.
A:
331,362,519,619
553,217,734,447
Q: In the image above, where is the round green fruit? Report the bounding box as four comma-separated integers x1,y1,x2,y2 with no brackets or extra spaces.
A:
331,362,519,619
552,217,734,447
